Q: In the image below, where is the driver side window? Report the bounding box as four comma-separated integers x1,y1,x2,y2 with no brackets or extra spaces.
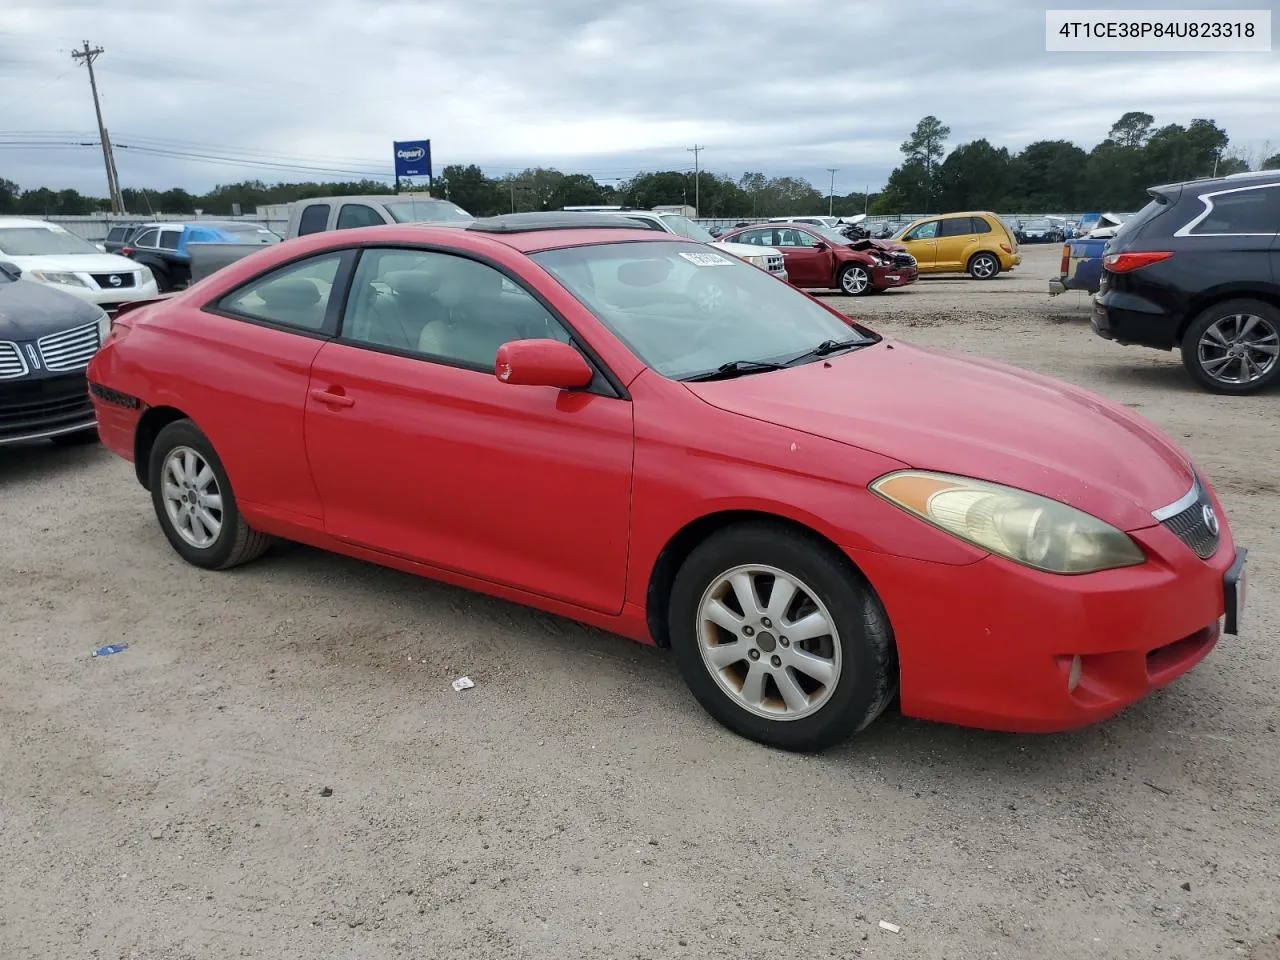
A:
340,247,573,369
904,221,939,241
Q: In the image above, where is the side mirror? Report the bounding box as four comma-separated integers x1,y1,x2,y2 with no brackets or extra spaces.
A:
495,339,593,389
0,261,20,280
812,241,829,251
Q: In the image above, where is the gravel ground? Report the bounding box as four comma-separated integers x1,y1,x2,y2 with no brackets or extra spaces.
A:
2,243,1278,960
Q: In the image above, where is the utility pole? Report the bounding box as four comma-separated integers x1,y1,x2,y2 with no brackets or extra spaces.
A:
687,145,704,216
826,168,839,217
864,184,871,215
71,40,124,214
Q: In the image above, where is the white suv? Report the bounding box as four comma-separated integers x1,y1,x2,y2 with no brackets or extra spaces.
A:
0,218,160,315
572,210,788,282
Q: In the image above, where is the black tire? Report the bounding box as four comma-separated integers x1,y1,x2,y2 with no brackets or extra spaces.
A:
837,262,872,296
1180,299,1280,395
49,426,99,446
967,252,1000,280
667,521,897,752
150,265,173,294
147,419,272,570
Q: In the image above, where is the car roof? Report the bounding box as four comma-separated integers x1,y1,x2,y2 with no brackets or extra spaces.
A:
462,213,685,252
0,216,62,229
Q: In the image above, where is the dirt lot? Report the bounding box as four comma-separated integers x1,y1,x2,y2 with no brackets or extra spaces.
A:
2,243,1278,960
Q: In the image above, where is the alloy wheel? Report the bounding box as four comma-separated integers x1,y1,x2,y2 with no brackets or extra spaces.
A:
161,445,224,548
971,255,996,279
841,266,869,295
695,564,842,721
1197,313,1280,386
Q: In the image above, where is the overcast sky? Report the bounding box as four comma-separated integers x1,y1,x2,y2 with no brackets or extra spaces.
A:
2,0,1277,198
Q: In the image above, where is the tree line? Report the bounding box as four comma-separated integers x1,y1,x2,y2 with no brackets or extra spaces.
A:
2,111,1275,220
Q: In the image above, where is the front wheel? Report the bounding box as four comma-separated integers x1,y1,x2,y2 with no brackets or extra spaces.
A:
968,252,1000,280
838,262,872,296
1181,299,1280,394
148,419,273,569
667,522,897,752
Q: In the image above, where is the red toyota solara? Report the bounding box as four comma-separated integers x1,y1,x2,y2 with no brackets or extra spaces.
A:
86,212,1246,752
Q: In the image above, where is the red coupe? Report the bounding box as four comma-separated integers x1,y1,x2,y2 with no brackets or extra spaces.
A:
718,222,917,295
86,213,1245,751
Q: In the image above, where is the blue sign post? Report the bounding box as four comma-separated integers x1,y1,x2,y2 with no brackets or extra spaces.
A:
393,139,432,191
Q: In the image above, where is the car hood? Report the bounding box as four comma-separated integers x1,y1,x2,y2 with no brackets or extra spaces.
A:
712,240,783,258
3,253,142,274
0,278,104,338
684,339,1194,530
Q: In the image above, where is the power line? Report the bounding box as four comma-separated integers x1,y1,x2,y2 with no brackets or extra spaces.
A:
70,40,124,213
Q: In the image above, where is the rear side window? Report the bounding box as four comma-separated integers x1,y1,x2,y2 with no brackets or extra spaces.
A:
133,228,159,248
106,227,127,242
938,217,973,238
217,253,345,332
158,230,181,250
970,216,992,234
1187,186,1280,235
336,204,387,230
297,203,331,236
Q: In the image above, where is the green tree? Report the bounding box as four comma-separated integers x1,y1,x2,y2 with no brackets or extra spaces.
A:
0,178,21,214
1109,111,1155,148
1006,139,1088,210
1142,119,1229,184
437,164,502,214
1263,153,1280,170
870,160,931,215
935,139,1012,210
900,115,950,208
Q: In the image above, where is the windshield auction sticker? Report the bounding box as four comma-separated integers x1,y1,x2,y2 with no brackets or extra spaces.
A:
680,252,735,267
1046,9,1271,51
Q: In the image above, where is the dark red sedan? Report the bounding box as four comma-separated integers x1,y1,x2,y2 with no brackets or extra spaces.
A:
86,213,1245,751
719,222,918,295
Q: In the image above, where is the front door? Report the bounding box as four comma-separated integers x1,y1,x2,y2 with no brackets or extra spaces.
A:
767,227,831,287
900,219,940,269
302,245,634,615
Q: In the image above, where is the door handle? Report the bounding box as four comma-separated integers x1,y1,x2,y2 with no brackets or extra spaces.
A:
310,387,355,408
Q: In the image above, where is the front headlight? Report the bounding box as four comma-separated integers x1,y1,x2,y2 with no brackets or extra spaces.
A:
138,264,156,286
29,270,89,288
870,470,1146,574
742,254,766,268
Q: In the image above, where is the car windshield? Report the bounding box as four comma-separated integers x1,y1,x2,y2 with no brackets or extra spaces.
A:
1024,219,1051,229
383,199,473,223
660,215,716,242
813,226,854,245
531,240,876,380
0,226,102,256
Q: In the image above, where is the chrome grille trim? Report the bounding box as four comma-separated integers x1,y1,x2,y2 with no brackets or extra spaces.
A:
0,341,28,379
1153,477,1221,560
37,321,101,372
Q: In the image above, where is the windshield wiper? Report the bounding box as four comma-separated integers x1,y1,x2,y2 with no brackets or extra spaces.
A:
783,338,868,366
681,359,790,382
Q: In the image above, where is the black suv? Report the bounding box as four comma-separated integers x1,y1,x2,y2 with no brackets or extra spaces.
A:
1091,170,1280,394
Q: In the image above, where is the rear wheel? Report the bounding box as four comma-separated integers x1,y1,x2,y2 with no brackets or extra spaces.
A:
838,262,872,296
148,419,273,569
1181,299,1280,394
667,522,897,752
968,252,1000,280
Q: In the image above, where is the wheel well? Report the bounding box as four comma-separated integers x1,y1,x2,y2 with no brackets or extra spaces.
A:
1176,290,1280,342
644,510,865,648
133,405,190,489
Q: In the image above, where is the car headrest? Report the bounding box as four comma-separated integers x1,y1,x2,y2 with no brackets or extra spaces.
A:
617,258,672,288
384,270,441,299
258,277,321,308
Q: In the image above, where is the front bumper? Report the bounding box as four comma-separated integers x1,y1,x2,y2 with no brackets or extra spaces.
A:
27,277,160,316
870,264,918,289
843,517,1241,733
0,370,97,444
